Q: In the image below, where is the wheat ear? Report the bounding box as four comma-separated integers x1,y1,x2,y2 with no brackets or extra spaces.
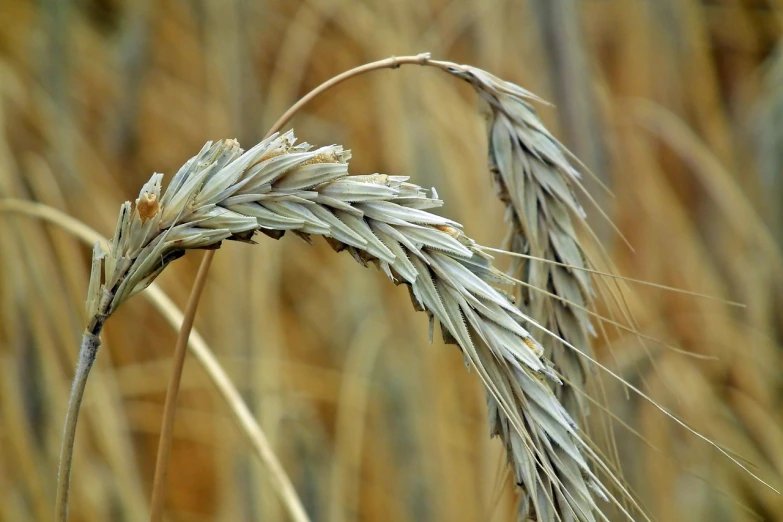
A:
444,64,598,417
433,64,783,518
64,130,618,522
54,53,624,522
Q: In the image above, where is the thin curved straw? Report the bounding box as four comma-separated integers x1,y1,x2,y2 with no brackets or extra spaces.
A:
267,53,433,134
0,199,310,522
148,251,214,522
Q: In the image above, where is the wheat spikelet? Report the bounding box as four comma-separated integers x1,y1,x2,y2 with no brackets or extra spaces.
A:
85,130,617,522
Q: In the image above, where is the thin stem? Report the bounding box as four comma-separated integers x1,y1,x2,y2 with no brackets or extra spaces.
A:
148,250,214,522
267,53,433,135
55,323,104,522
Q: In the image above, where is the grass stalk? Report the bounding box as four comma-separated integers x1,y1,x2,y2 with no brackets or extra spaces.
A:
147,250,214,522
267,53,433,133
54,324,104,522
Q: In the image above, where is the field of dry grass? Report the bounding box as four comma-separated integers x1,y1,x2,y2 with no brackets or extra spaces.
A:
1,1,782,521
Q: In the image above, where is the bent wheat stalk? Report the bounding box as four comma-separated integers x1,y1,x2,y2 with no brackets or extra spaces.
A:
69,131,626,522
56,54,625,522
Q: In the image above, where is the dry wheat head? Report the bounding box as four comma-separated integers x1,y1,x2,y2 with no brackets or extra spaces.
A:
86,131,615,522
442,64,597,420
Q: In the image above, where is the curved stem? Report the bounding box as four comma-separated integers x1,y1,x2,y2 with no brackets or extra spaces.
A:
266,53,433,135
55,324,104,522
148,250,214,522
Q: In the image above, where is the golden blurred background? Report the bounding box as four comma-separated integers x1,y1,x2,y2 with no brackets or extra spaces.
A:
1,0,783,521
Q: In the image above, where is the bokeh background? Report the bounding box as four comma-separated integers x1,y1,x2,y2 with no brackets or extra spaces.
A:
1,0,783,521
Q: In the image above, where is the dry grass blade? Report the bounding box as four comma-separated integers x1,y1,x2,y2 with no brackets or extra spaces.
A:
148,251,215,522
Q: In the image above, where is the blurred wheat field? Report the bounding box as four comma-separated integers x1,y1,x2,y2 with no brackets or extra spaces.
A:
1,0,782,521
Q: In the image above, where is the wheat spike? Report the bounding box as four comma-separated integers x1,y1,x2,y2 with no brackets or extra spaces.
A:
84,130,614,522
441,64,597,420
